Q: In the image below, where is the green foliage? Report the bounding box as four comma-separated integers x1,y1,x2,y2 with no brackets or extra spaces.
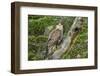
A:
28,35,48,60
28,15,88,60
28,15,60,36
62,17,88,59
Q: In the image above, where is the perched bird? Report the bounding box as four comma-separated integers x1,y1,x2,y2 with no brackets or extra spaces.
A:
46,22,64,58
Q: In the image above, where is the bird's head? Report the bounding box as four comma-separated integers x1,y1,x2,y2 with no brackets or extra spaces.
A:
56,23,63,30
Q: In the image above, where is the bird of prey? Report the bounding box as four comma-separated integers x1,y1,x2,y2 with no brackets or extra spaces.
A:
46,23,63,58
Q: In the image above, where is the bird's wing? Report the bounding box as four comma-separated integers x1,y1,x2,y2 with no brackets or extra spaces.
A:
48,29,56,40
48,29,61,47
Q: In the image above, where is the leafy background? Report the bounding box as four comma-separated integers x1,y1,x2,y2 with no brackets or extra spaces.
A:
28,15,88,60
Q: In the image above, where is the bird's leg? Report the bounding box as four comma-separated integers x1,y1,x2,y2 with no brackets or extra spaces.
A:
56,40,61,49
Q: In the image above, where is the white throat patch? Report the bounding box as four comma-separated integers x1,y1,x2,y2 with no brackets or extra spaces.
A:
56,25,63,30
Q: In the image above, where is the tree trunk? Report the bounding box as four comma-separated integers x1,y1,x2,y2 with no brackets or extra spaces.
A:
46,17,83,59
